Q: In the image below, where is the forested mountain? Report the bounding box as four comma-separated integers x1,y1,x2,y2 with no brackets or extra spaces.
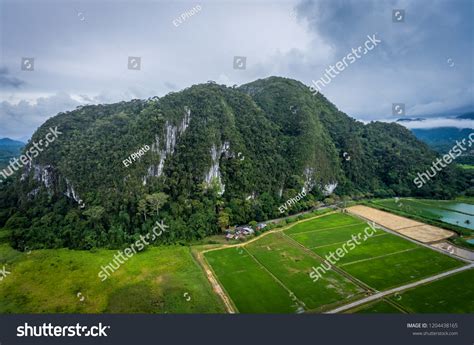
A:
0,77,470,250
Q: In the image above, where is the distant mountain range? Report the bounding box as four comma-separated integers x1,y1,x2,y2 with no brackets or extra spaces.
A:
457,112,474,120
0,138,24,147
0,138,24,169
396,118,426,122
411,127,473,164
391,111,473,164
395,111,474,123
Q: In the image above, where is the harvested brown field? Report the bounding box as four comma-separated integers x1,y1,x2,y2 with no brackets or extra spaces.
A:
347,205,455,243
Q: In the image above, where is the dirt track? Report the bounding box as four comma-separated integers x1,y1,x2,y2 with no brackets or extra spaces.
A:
196,251,237,313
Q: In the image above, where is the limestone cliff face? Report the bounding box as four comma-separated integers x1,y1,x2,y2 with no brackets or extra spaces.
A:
21,161,83,204
144,107,192,184
204,142,230,195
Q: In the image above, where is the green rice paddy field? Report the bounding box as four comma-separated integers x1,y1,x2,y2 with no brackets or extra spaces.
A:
0,231,225,313
1,209,473,314
205,212,472,313
350,269,474,313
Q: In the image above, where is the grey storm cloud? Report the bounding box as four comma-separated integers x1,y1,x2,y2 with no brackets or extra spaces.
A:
0,93,80,140
0,0,472,140
0,67,25,88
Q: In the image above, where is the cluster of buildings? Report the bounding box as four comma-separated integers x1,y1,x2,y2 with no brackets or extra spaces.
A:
225,223,267,240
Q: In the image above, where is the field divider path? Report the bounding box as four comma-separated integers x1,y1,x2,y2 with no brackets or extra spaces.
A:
195,251,237,314
340,248,418,267
242,247,306,311
326,263,474,314
280,232,375,293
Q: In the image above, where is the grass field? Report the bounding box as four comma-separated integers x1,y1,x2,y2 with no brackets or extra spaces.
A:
204,246,295,313
1,209,471,314
0,239,225,313
284,213,464,290
456,196,474,205
204,231,364,313
387,268,474,313
288,223,380,249
311,233,419,265
285,213,364,235
245,233,364,311
205,212,468,312
349,269,474,313
340,247,463,290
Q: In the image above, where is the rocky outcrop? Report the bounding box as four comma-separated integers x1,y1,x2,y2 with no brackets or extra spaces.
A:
21,161,83,204
22,162,56,191
322,182,338,196
204,141,230,195
144,107,192,184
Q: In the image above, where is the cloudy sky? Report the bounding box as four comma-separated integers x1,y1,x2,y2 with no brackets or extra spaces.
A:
0,0,473,140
